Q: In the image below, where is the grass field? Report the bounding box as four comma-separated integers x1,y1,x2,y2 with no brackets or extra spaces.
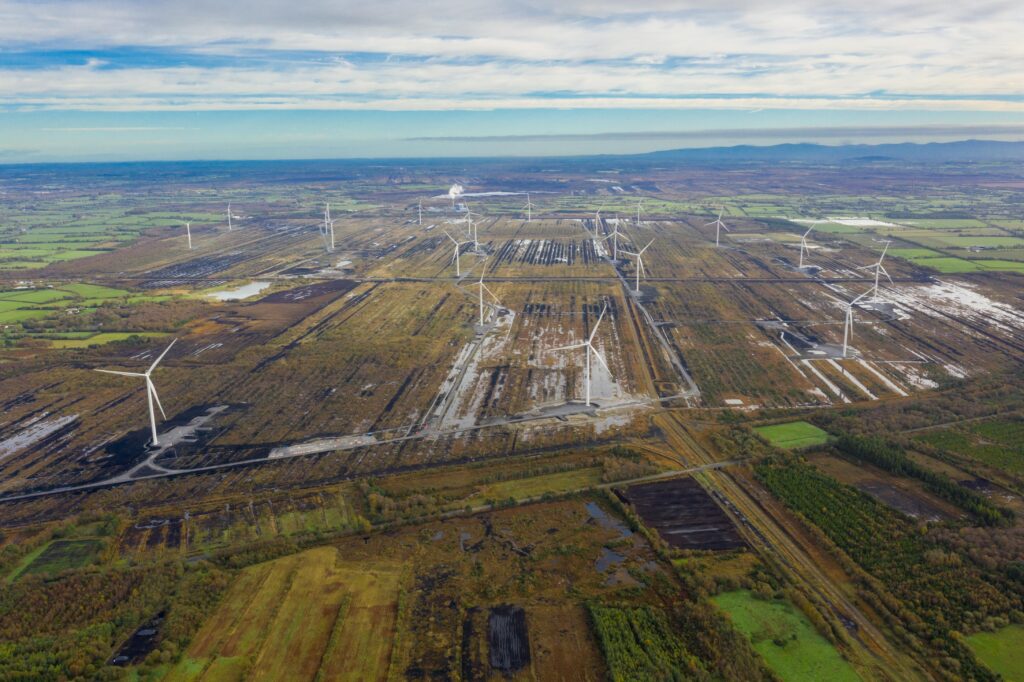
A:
9,539,104,580
48,332,166,348
914,418,1024,475
712,591,861,682
164,546,401,681
755,422,830,449
967,624,1024,682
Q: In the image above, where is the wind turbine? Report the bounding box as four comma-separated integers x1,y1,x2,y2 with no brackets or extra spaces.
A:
799,222,821,268
635,200,643,226
465,205,481,251
477,269,501,326
418,199,423,226
547,304,609,407
620,238,654,293
95,339,177,446
227,203,233,231
842,291,870,358
857,241,893,301
184,222,192,250
600,219,625,261
444,230,469,277
523,193,534,222
323,202,335,252
705,209,729,246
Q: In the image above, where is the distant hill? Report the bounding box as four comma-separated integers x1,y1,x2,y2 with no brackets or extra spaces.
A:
642,140,1024,163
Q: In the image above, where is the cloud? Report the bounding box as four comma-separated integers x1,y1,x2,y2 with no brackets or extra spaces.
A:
0,1,1020,111
404,124,1024,143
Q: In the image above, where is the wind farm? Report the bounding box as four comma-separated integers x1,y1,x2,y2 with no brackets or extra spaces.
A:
1,150,1023,682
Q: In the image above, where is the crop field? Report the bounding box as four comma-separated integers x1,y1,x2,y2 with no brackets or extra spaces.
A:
912,417,1024,475
966,624,1024,682
165,546,401,682
165,498,666,681
8,538,104,580
755,421,830,449
712,590,861,682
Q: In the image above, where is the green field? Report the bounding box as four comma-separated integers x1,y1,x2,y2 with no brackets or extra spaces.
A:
967,625,1024,681
755,421,830,449
713,591,861,682
10,539,104,580
915,418,1024,475
48,332,167,348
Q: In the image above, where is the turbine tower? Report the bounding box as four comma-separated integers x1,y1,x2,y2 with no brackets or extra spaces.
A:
444,230,469,277
477,270,501,326
600,220,625,261
620,238,654,293
635,200,643,226
858,241,893,300
184,222,192,250
547,304,610,407
465,205,481,251
705,209,729,247
95,339,177,446
418,199,423,226
324,202,335,252
799,222,820,268
523,193,534,222
842,291,870,358
227,203,233,231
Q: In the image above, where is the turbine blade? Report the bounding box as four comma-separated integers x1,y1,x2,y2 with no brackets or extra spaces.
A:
589,345,610,372
148,378,167,420
640,238,654,253
148,339,177,373
547,343,586,353
95,369,145,377
879,265,894,284
589,305,607,342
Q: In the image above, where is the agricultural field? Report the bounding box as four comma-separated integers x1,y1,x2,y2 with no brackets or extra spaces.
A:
966,624,1024,682
755,421,830,449
712,590,861,682
912,417,1024,476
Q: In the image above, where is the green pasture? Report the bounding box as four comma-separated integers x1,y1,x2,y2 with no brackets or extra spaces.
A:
756,421,830,449
712,591,861,682
967,625,1024,681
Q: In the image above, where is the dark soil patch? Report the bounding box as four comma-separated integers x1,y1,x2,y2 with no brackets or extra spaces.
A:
488,605,531,673
619,477,745,550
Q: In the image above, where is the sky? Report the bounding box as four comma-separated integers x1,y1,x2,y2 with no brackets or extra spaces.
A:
1,0,1022,162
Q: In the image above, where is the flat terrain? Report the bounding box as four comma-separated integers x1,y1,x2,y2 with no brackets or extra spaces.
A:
755,421,831,449
0,156,1022,681
713,590,861,682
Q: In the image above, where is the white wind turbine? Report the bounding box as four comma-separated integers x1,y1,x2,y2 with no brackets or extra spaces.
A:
547,304,610,407
444,230,469,276
95,339,177,446
858,241,893,301
705,209,729,246
621,238,654,293
842,290,870,358
184,222,192,250
323,202,335,252
477,269,501,326
600,219,625,261
418,199,423,226
799,222,821,268
227,203,233,231
523,193,534,222
464,205,481,251
635,200,643,226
